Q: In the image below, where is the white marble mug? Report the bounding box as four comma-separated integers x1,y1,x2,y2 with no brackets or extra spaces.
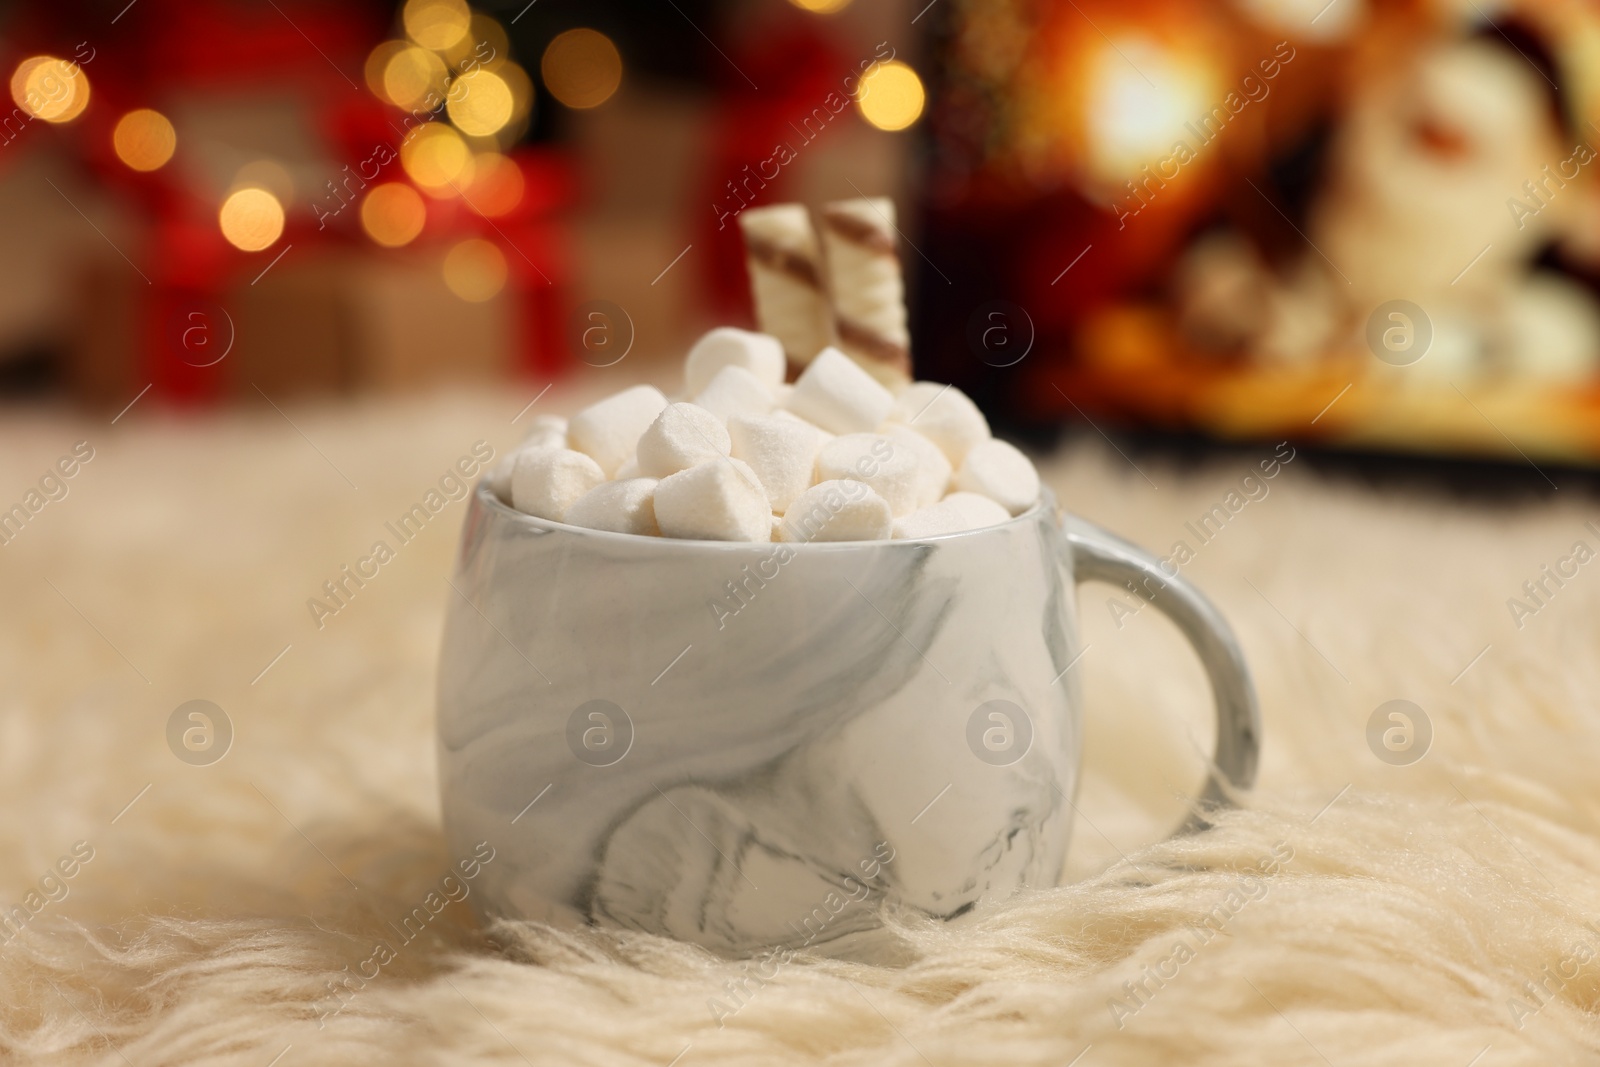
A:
437,482,1259,955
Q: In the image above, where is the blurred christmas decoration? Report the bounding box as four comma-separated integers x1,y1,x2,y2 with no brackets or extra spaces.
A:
0,0,578,407
919,0,1600,465
0,0,927,408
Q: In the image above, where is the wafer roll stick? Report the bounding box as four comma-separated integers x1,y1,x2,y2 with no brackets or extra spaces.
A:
738,204,835,374
818,197,912,386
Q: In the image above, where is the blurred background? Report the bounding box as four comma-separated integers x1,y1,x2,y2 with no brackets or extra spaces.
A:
3,0,1600,468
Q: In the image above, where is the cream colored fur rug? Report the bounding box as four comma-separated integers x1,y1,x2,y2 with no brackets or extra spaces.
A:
3,387,1600,1066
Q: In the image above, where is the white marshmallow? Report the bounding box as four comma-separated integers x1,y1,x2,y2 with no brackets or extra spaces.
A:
636,403,731,478
727,413,823,514
883,424,951,508
956,439,1040,515
520,414,568,450
778,480,892,542
889,382,991,465
773,407,833,441
564,478,660,536
654,458,771,541
892,492,1011,539
684,327,787,396
511,448,606,521
568,385,669,476
815,433,921,517
785,347,894,435
694,365,774,422
485,453,518,502
487,422,568,501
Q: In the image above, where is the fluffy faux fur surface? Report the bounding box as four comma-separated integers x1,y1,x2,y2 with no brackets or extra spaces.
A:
3,388,1600,1066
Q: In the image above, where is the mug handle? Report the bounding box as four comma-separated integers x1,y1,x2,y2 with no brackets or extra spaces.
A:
1064,514,1261,832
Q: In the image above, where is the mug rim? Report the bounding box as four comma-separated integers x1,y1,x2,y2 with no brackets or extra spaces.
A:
474,480,1056,550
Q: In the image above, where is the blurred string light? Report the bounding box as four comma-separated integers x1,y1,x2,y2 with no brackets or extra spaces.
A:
112,109,175,171
856,60,924,130
356,2,535,249
447,68,514,136
464,151,524,216
442,238,507,301
540,28,622,109
788,0,854,12
404,0,472,51
219,188,284,252
11,56,90,123
361,182,427,246
402,121,475,196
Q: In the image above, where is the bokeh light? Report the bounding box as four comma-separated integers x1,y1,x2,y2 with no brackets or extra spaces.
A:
1236,0,1364,43
464,152,524,217
9,57,44,110
540,29,622,109
856,60,925,131
384,45,449,110
442,239,507,302
401,122,475,196
788,0,854,11
361,183,428,247
365,40,411,100
443,14,510,71
403,0,471,51
1084,38,1214,187
232,160,295,203
499,61,536,132
112,109,176,171
447,69,514,137
12,56,90,123
219,189,285,252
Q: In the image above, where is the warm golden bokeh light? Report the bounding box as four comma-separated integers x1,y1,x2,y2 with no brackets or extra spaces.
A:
12,56,90,123
219,188,285,252
404,0,471,51
232,160,295,203
384,45,449,110
447,69,514,137
361,183,428,247
500,61,535,128
401,122,475,196
788,0,854,12
365,40,411,100
1083,38,1215,187
464,152,524,217
442,239,507,302
112,109,176,171
541,29,622,109
8,57,42,110
856,60,925,131
443,14,510,71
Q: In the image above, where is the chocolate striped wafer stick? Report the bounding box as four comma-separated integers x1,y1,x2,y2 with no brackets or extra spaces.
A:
738,204,835,374
818,197,912,386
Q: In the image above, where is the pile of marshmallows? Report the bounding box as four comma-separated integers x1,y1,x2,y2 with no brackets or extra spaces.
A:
487,330,1040,542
